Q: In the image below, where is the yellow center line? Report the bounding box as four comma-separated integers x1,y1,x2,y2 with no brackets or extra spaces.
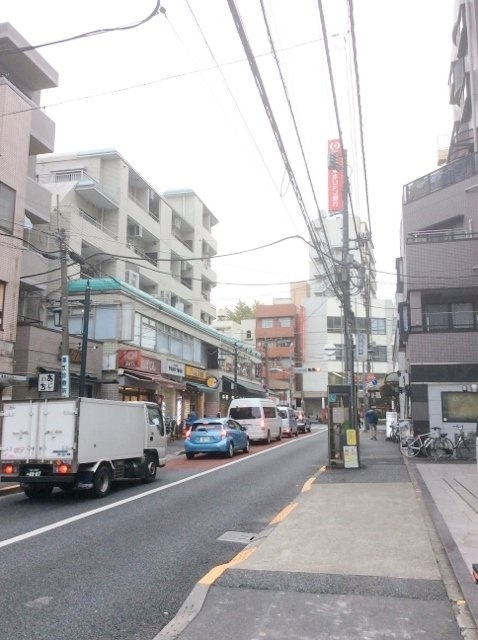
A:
269,501,298,525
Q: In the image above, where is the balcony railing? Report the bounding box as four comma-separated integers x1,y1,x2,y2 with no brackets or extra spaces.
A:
403,152,478,205
78,208,117,240
407,229,478,244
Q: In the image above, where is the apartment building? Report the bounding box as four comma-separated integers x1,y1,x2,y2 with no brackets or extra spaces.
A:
255,300,302,406
396,1,478,433
302,296,395,419
0,23,57,399
308,213,376,300
34,151,218,325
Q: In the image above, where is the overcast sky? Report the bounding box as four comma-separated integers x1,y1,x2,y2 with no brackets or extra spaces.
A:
3,1,453,309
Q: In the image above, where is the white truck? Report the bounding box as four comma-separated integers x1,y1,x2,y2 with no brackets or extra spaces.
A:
0,398,167,499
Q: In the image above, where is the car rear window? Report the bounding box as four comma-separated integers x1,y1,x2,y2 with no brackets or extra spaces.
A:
191,422,221,431
229,406,261,420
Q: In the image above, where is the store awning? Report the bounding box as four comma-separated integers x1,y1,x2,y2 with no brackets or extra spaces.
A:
123,369,186,391
186,382,217,394
222,376,266,398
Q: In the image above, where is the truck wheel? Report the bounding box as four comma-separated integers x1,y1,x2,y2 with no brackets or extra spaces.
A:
92,464,112,498
142,454,157,483
23,484,53,499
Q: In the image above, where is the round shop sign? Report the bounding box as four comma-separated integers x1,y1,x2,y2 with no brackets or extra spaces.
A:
206,376,219,389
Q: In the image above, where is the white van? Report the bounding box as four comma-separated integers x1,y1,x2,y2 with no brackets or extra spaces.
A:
228,398,282,444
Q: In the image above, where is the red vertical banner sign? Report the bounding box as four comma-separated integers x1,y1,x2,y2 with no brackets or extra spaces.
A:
328,139,344,213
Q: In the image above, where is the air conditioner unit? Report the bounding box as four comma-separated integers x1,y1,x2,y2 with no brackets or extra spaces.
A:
128,224,142,238
125,269,140,288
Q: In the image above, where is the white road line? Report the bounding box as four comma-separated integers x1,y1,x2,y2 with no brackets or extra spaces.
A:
0,431,324,549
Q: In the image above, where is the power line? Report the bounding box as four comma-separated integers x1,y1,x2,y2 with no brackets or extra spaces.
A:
0,2,166,55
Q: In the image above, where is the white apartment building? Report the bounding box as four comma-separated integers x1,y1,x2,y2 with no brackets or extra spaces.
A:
309,213,376,299
35,152,218,325
0,23,57,399
300,212,395,418
301,296,395,418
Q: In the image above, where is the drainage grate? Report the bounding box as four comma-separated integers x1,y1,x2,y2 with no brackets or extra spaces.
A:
217,531,256,544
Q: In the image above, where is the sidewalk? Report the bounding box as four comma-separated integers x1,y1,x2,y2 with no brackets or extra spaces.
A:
155,428,478,640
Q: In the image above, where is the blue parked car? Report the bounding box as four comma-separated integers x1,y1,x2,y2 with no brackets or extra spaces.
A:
184,417,250,460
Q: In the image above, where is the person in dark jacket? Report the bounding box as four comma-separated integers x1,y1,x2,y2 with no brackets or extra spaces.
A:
365,408,378,440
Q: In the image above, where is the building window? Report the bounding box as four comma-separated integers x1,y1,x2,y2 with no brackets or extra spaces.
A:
423,302,477,331
0,182,16,234
370,345,388,362
261,318,273,328
0,281,5,330
327,316,343,332
355,317,367,331
370,318,386,335
278,317,291,328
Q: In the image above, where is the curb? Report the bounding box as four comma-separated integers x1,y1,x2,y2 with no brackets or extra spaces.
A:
403,451,478,638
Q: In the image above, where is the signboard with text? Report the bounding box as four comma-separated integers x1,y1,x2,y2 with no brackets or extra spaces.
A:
328,139,344,213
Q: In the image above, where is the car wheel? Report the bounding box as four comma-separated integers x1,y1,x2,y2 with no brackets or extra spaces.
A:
226,441,234,458
186,452,195,460
265,430,271,444
277,429,282,441
243,438,250,454
295,430,299,437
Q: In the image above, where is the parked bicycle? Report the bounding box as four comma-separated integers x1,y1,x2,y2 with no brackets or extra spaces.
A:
402,425,476,461
401,427,453,460
449,424,476,460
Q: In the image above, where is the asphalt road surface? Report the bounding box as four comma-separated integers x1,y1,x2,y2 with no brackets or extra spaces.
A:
0,428,327,640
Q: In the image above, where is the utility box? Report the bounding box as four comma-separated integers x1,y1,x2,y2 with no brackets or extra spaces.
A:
328,384,359,468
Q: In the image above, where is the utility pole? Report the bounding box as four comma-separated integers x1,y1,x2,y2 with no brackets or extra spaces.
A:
78,280,91,398
233,342,238,399
340,149,356,432
59,217,70,398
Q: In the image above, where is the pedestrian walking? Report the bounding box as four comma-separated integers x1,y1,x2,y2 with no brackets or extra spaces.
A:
365,407,378,440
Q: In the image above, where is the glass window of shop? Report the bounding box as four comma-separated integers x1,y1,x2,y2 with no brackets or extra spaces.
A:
134,313,203,365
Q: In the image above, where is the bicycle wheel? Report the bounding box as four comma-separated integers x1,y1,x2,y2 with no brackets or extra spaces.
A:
401,437,421,457
433,437,454,459
456,439,476,461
